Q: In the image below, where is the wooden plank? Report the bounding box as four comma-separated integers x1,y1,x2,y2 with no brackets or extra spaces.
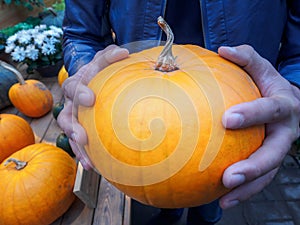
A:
123,196,132,225
92,178,125,225
42,118,63,145
45,78,64,103
0,105,18,114
30,111,53,142
73,163,101,209
51,216,63,225
56,197,95,225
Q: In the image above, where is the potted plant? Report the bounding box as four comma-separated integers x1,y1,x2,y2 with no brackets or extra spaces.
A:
4,24,63,76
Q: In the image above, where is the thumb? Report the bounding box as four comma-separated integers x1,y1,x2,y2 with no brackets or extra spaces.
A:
93,45,129,71
218,45,290,95
78,45,129,85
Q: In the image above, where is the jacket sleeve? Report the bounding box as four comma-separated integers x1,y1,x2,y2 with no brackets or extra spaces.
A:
277,0,300,87
62,0,114,75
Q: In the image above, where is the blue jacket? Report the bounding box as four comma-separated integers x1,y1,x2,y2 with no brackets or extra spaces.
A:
63,0,300,86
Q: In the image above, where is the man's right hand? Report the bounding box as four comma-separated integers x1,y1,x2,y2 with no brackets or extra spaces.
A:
57,45,129,170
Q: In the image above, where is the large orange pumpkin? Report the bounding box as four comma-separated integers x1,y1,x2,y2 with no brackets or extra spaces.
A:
3,62,53,118
78,17,265,208
0,113,35,162
0,143,77,225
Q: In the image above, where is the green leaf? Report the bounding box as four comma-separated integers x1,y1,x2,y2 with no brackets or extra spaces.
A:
4,0,12,4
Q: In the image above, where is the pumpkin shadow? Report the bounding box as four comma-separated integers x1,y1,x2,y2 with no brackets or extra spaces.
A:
52,197,87,224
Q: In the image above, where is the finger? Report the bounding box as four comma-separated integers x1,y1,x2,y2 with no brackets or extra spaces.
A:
62,46,129,104
63,79,95,107
222,96,296,129
222,125,291,190
218,45,291,95
292,85,300,102
57,99,88,146
78,46,129,85
220,167,278,209
69,139,94,170
57,98,74,136
94,45,129,69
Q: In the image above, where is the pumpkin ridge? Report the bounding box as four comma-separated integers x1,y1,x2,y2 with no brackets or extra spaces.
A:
19,175,43,224
21,171,59,225
9,175,24,224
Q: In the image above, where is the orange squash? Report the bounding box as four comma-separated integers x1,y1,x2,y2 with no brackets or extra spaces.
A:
0,113,35,162
78,17,265,208
3,62,53,118
58,65,69,87
0,143,77,225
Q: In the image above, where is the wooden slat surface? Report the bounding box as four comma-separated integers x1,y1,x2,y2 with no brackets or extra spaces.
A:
0,71,131,225
73,162,100,209
93,177,125,225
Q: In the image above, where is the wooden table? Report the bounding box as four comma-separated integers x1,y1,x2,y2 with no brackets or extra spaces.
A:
1,73,131,225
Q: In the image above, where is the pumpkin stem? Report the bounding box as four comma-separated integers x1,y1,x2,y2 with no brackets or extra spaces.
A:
0,60,25,85
155,16,178,72
4,158,27,170
46,7,58,17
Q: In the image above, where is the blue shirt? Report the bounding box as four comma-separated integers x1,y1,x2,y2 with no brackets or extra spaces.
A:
163,0,204,46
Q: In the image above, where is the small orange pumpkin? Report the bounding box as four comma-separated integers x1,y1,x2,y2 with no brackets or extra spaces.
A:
58,65,69,87
0,143,77,225
4,63,54,117
0,113,35,162
78,17,264,208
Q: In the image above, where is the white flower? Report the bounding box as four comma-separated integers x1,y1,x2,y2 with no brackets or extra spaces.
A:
49,26,63,36
34,33,46,47
5,24,63,71
25,45,39,61
11,46,26,62
35,24,47,31
16,30,32,44
5,43,16,54
41,43,56,55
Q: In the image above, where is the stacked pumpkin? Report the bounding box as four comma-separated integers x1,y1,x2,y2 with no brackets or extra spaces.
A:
0,113,77,225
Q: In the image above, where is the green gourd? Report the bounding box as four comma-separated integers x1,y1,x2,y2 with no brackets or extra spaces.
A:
0,60,18,109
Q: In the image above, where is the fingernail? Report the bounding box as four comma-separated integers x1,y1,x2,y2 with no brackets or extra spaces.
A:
225,46,237,54
78,92,93,106
224,200,240,209
70,132,77,143
228,174,246,188
223,113,244,129
111,47,129,58
111,47,121,54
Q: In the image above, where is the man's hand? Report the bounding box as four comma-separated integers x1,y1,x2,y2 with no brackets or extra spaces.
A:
57,45,129,170
218,45,300,209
